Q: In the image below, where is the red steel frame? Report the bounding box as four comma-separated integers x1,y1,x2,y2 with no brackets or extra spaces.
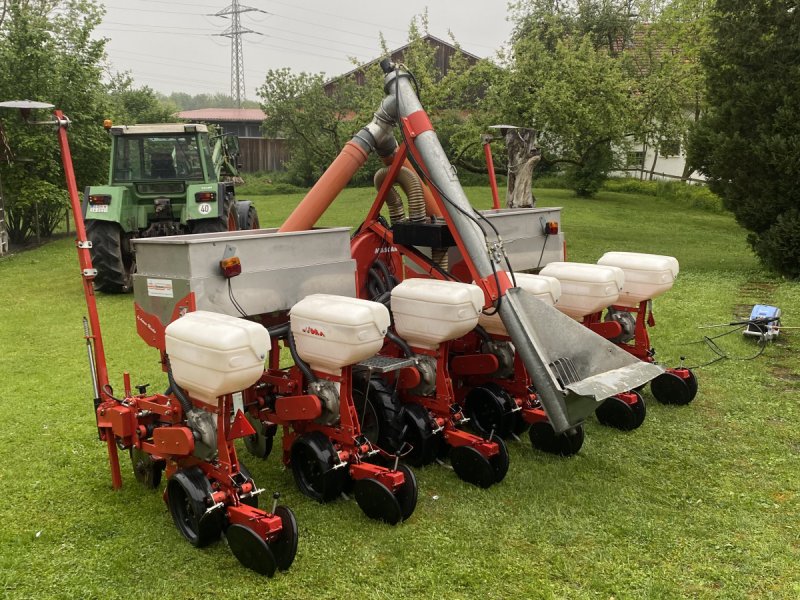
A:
55,110,288,547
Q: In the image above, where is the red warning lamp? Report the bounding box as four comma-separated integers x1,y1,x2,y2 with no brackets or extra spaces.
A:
220,256,242,278
544,221,559,235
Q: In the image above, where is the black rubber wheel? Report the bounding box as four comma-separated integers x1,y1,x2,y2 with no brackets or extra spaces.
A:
352,376,405,453
528,421,584,456
166,467,223,547
402,404,442,467
464,383,517,438
129,447,164,489
354,478,403,524
651,372,692,405
595,395,639,431
450,445,496,489
237,201,260,230
243,413,274,460
685,369,699,401
226,524,277,577
488,434,510,483
290,432,347,503
237,462,259,508
190,196,238,234
270,505,299,571
86,220,134,293
630,391,647,429
394,463,418,521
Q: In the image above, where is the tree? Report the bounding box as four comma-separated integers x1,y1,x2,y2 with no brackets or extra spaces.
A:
107,73,177,125
473,1,637,197
626,0,710,181
257,14,477,186
0,0,109,244
258,68,362,186
688,0,800,277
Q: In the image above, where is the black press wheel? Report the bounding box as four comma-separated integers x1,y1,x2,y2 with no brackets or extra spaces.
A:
488,434,510,483
226,524,277,577
394,463,418,521
464,383,517,439
86,220,135,293
166,467,224,547
352,376,405,453
528,421,584,457
651,372,693,405
630,391,647,429
270,505,299,571
684,369,699,401
354,477,402,524
402,403,442,467
595,393,643,431
450,445,496,489
129,447,164,489
290,432,347,503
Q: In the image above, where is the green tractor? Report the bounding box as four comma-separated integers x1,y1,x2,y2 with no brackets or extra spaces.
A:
83,123,259,293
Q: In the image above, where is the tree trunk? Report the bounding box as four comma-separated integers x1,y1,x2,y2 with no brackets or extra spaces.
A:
648,147,659,181
505,128,540,208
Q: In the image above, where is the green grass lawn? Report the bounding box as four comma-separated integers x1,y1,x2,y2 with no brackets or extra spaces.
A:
0,186,798,599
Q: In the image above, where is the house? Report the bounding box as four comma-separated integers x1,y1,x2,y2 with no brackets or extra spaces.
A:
621,135,705,182
323,34,481,95
177,108,287,173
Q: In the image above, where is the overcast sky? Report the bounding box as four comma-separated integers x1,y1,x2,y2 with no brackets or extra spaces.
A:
94,0,515,99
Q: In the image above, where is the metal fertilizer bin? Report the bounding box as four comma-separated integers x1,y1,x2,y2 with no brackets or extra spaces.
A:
448,207,565,273
132,227,357,325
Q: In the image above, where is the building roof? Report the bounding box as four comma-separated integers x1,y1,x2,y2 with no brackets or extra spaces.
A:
177,108,266,122
324,34,482,89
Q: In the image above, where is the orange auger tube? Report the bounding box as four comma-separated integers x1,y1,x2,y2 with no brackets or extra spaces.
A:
279,141,369,232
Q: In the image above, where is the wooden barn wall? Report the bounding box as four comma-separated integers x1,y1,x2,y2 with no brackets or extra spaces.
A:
238,138,288,172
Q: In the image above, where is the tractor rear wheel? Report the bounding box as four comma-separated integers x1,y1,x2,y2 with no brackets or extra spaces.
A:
190,197,237,234
352,376,405,453
86,220,134,293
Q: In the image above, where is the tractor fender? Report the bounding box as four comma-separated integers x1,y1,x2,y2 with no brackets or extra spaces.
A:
82,185,131,230
184,182,226,223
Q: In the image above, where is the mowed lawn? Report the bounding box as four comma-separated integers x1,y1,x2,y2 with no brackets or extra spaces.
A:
0,186,798,599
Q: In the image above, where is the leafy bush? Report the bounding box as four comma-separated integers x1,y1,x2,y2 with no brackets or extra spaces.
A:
566,143,615,197
753,209,800,279
4,179,69,244
237,173,306,196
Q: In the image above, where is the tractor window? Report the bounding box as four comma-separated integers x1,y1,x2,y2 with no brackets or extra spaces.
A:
112,135,204,182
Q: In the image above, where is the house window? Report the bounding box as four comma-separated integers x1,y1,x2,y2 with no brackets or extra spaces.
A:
626,151,645,167
661,140,681,157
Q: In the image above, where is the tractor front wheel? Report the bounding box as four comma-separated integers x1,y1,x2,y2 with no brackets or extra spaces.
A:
86,220,134,293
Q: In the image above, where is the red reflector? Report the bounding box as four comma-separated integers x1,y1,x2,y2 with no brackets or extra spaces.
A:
545,221,559,235
220,256,242,278
195,191,216,202
88,194,111,205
